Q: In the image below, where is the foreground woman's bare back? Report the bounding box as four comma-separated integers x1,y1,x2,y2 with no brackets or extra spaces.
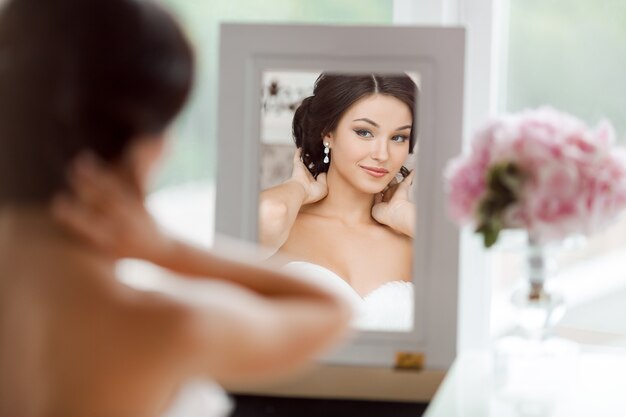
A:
0,211,352,417
0,230,189,416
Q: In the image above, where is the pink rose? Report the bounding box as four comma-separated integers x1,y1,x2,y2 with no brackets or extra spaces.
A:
445,155,487,223
445,106,626,246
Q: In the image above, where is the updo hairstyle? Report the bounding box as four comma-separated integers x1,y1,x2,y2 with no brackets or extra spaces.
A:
292,73,417,178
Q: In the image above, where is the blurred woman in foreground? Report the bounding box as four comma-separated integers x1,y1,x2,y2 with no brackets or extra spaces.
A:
0,0,351,416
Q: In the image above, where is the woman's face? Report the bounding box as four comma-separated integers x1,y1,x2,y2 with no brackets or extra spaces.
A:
325,93,412,194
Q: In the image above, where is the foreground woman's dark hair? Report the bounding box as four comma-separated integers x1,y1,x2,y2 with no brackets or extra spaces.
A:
0,0,194,204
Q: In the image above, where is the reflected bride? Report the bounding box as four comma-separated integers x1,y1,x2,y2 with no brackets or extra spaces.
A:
259,73,418,331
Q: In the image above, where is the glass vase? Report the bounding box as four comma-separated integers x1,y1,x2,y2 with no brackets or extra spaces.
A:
510,238,565,339
492,235,579,416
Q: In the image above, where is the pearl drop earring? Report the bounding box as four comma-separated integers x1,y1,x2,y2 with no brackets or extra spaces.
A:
323,142,330,164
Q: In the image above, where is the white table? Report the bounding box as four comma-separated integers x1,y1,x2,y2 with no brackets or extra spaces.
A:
424,347,626,417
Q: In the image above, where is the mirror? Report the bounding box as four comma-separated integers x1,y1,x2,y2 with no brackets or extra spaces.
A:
216,23,464,369
258,70,420,332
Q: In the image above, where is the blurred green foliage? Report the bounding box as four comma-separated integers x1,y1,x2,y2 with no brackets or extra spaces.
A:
505,0,626,139
152,0,393,190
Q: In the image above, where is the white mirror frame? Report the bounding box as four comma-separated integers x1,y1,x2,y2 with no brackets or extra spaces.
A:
216,23,465,370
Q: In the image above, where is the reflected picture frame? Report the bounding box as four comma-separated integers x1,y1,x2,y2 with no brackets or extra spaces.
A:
215,23,465,371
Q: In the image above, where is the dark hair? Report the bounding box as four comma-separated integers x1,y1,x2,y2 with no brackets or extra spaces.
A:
0,0,194,204
292,73,417,178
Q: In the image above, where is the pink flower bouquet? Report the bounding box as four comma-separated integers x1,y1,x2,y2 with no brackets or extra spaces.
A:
445,107,626,247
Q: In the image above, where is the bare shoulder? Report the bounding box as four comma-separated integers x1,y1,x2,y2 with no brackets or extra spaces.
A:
374,224,413,266
278,210,329,259
374,222,413,247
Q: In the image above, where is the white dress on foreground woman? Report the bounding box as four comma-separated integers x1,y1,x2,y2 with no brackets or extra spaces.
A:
160,381,232,417
283,261,414,331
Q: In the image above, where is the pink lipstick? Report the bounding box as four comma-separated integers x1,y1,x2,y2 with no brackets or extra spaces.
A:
360,165,389,178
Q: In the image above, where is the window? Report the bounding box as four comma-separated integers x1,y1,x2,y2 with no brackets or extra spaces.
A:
490,0,626,346
502,0,626,136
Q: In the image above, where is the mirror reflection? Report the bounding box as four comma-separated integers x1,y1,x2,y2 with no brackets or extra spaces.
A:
259,70,419,331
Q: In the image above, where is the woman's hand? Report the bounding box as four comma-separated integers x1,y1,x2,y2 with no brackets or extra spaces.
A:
371,170,416,237
51,153,173,261
288,148,328,205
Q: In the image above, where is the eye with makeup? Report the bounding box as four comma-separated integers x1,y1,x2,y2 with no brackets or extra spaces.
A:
391,134,409,143
353,128,374,139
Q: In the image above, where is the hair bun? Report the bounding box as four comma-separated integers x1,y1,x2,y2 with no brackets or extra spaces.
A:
292,95,313,147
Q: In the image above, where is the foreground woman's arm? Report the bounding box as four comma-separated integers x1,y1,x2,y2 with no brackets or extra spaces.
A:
118,264,352,386
52,153,341,300
52,154,353,385
52,153,332,297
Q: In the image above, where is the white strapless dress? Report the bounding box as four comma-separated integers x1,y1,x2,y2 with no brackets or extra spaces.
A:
117,261,233,417
160,380,232,417
282,261,414,331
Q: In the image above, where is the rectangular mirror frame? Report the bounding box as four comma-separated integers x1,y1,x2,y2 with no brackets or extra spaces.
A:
216,23,465,371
